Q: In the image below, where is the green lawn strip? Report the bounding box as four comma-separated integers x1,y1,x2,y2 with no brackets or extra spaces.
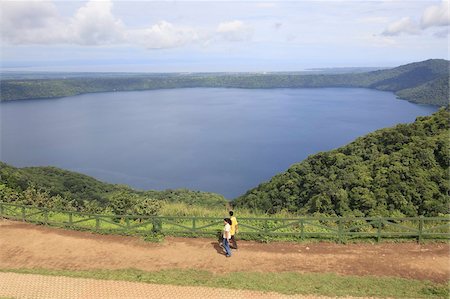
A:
1,268,448,298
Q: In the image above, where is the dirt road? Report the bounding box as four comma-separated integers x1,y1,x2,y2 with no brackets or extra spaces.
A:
1,219,449,283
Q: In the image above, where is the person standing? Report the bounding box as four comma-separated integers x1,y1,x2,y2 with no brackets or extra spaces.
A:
222,218,232,257
229,211,238,249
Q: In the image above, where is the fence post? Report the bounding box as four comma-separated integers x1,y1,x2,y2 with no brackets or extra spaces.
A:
338,217,343,243
95,215,100,230
151,217,162,233
126,217,130,230
69,213,73,226
44,209,49,225
377,217,382,242
0,202,3,218
300,219,304,240
418,216,424,244
192,217,196,232
21,206,26,221
264,219,268,234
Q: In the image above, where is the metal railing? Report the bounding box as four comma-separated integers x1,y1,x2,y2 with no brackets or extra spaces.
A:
1,202,449,242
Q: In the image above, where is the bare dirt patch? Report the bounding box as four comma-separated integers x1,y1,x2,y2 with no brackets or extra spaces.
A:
1,219,449,283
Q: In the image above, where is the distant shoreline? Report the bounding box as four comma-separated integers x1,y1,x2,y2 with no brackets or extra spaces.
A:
1,59,449,106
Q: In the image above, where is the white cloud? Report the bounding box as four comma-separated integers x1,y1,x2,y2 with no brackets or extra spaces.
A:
382,17,420,36
69,0,126,45
217,20,253,42
0,0,125,45
128,21,202,49
0,0,250,48
381,1,450,38
0,1,66,44
421,0,450,28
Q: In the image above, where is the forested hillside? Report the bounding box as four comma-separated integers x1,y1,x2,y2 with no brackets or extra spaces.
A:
1,59,449,106
0,163,226,214
233,108,450,217
396,76,449,106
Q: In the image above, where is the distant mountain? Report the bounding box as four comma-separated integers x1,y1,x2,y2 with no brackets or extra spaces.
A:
304,67,388,74
233,108,450,217
362,59,449,105
1,59,448,106
366,59,449,91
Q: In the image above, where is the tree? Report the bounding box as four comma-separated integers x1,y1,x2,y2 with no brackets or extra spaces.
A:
108,190,137,216
133,197,161,217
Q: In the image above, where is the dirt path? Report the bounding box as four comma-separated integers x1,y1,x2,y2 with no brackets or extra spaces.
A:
1,219,449,283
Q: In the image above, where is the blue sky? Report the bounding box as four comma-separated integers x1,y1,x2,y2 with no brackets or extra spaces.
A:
1,0,449,72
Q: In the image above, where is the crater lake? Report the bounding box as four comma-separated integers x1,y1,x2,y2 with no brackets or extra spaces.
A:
0,88,438,198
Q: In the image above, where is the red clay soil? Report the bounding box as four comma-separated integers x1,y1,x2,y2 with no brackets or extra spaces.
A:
0,219,449,283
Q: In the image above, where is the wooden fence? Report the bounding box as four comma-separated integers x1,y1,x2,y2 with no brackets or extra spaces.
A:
1,202,449,242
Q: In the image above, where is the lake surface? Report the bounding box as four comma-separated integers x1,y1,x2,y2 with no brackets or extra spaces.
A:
0,88,437,198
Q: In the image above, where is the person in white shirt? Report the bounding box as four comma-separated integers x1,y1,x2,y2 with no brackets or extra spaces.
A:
222,218,232,257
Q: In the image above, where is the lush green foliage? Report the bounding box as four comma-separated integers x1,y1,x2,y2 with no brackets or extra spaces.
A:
0,162,226,215
365,59,449,92
144,189,227,208
397,76,449,106
2,268,448,298
0,164,117,204
234,108,450,217
2,59,449,106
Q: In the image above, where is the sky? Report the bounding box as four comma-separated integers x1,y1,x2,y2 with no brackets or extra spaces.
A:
0,0,449,72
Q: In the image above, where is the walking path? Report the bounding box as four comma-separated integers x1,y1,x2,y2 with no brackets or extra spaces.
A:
0,272,348,299
1,220,448,298
1,220,448,283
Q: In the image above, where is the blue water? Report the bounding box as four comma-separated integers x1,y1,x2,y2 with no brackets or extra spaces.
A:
0,88,437,198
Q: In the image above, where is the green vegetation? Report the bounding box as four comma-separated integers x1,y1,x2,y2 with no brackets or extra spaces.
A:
1,59,449,106
2,202,448,243
0,162,226,216
0,164,118,204
1,268,448,298
234,108,450,217
397,76,450,106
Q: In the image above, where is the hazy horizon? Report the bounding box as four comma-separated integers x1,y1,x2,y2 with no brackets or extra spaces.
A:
1,1,448,73
0,65,390,74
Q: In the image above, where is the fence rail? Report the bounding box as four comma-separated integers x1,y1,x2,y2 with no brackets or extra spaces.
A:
1,202,449,242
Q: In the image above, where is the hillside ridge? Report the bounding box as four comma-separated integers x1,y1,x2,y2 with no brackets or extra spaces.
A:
233,108,450,216
1,59,449,106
